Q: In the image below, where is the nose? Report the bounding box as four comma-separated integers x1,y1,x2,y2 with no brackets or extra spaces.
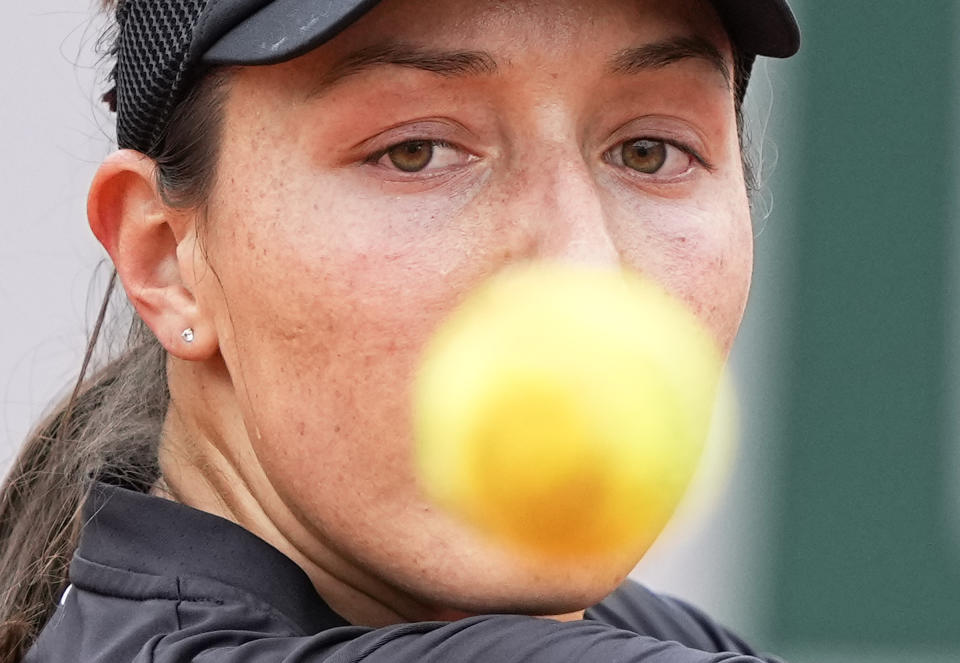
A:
507,146,619,268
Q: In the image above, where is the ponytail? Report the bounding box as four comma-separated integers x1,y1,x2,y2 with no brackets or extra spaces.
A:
0,274,168,660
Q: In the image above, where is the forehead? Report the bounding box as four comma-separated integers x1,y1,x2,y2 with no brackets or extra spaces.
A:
245,0,736,109
318,0,733,69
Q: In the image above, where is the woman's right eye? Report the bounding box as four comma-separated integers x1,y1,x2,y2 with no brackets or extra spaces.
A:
371,139,474,174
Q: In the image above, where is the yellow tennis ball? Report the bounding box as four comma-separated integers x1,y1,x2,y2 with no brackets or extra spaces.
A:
414,263,726,559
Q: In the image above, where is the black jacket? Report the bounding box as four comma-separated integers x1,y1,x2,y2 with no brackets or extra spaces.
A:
26,482,785,662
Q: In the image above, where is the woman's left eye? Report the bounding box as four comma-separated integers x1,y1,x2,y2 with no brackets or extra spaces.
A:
371,140,474,173
604,138,698,178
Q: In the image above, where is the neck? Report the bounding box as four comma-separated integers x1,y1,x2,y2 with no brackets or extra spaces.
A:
159,357,585,626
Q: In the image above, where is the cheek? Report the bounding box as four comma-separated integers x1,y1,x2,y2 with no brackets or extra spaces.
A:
197,175,513,503
609,189,753,354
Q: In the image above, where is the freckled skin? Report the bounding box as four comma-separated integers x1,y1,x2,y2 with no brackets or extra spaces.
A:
156,0,752,627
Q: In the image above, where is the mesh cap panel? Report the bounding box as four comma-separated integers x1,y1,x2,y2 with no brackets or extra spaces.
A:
114,0,208,153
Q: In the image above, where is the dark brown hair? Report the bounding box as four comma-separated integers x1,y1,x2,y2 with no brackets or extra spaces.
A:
0,2,756,659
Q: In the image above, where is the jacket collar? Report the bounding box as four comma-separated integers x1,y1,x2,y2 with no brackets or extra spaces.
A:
77,481,350,633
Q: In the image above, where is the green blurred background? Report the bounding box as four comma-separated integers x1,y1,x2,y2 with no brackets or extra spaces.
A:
732,1,960,659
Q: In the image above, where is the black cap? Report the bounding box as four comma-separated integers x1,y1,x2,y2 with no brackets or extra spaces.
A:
113,0,800,153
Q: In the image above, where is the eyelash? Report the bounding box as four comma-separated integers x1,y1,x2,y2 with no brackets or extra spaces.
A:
367,139,446,159
365,139,459,166
604,138,714,177
663,140,713,171
364,137,713,176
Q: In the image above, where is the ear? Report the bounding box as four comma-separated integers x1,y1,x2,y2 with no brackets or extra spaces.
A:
88,150,219,361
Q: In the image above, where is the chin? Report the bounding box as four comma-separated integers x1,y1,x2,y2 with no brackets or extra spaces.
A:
406,541,640,618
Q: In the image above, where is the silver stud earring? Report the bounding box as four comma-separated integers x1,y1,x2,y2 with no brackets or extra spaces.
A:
181,328,195,343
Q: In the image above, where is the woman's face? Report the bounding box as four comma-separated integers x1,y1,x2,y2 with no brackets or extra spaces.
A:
177,0,751,622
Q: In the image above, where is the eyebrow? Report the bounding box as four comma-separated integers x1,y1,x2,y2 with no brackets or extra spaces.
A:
308,43,498,98
609,36,731,88
307,35,730,99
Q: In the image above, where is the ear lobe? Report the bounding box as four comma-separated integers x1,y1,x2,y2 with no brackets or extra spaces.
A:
87,150,219,361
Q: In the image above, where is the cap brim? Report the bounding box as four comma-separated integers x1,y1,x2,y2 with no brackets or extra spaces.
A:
713,0,800,58
203,0,798,67
203,0,387,66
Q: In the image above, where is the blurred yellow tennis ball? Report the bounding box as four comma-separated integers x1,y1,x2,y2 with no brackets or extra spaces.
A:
414,263,727,559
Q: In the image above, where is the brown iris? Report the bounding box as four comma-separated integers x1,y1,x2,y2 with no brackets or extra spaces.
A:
621,139,667,174
387,141,434,172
